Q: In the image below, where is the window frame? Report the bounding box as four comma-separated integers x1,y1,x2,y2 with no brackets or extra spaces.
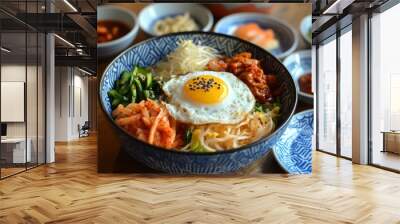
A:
315,23,352,161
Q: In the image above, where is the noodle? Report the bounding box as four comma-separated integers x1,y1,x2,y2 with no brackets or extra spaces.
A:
181,110,278,152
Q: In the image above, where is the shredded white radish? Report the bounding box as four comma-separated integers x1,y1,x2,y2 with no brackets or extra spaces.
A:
153,40,220,80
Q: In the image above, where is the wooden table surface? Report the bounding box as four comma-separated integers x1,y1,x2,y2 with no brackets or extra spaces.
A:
97,3,312,173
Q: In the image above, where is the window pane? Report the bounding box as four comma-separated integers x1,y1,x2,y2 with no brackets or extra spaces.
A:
27,31,38,169
318,37,337,154
1,31,27,177
371,3,400,171
340,29,352,158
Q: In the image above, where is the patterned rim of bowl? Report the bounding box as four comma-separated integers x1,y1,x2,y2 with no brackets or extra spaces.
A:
99,31,298,156
272,109,313,174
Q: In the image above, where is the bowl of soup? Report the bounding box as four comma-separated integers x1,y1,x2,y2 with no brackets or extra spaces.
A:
97,5,139,58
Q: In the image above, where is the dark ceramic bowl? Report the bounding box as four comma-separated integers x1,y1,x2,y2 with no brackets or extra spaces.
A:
100,32,297,174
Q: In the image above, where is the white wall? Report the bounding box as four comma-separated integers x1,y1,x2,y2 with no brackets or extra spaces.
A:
1,65,38,138
1,64,46,164
54,67,89,141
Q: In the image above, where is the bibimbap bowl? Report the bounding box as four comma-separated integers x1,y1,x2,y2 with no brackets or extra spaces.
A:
100,32,297,174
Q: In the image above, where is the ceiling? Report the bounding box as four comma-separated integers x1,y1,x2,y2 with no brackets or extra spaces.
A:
312,0,391,44
0,0,96,73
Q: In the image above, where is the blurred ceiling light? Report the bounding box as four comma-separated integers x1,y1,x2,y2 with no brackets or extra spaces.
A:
1,47,11,53
54,34,75,48
63,0,78,12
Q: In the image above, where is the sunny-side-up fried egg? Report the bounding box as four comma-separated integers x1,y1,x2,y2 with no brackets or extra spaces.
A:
162,71,255,125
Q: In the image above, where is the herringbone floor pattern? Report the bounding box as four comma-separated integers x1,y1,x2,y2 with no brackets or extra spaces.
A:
1,136,400,224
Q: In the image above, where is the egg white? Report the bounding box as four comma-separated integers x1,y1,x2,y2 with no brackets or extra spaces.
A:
162,71,255,125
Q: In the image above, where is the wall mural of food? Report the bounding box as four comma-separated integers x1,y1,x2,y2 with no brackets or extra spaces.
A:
97,3,312,174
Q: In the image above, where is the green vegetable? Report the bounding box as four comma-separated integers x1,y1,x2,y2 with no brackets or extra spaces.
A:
118,84,130,95
189,129,208,153
133,77,142,92
108,89,120,98
108,66,163,109
130,85,136,103
145,72,152,89
133,77,143,101
184,129,192,144
120,70,131,85
135,66,150,76
143,90,150,99
254,102,269,113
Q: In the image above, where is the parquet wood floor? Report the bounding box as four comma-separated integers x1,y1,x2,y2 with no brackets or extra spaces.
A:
1,135,400,224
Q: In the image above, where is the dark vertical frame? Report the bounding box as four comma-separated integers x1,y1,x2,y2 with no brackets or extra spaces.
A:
0,18,2,179
24,0,28,171
367,10,373,165
315,44,319,151
336,26,341,157
36,0,39,168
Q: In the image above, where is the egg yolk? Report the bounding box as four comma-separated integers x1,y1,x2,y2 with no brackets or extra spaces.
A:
183,75,228,104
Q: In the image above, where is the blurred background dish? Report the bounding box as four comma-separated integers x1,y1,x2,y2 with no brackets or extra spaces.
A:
138,3,213,37
300,15,312,45
273,109,313,174
283,50,313,104
214,13,298,59
97,5,139,58
207,3,274,20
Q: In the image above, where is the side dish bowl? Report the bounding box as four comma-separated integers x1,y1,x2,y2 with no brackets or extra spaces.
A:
273,109,313,174
300,15,312,45
214,13,298,60
97,5,139,58
100,32,297,174
138,3,213,37
283,50,313,104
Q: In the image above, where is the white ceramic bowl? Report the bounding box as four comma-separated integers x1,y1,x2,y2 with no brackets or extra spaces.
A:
300,15,312,45
97,5,139,58
138,3,213,37
214,13,298,60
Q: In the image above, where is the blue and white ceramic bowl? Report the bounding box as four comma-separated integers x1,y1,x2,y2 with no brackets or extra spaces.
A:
100,32,297,174
214,13,298,59
300,15,312,45
138,3,213,37
273,109,313,174
283,50,313,104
